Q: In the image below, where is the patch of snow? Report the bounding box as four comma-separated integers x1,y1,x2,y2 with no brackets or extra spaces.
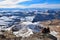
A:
13,21,41,37
13,28,33,37
50,31,58,36
1,25,15,31
56,26,60,27
0,16,13,21
9,16,19,19
25,16,35,22
20,17,26,22
21,22,38,25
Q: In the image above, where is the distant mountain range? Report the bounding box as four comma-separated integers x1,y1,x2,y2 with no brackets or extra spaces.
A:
32,13,60,22
0,8,60,22
0,8,60,10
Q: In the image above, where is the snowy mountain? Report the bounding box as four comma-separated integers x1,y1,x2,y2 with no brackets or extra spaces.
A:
0,9,60,38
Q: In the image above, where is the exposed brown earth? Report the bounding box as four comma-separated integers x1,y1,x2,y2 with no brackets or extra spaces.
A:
0,19,60,40
40,19,60,40
0,31,57,40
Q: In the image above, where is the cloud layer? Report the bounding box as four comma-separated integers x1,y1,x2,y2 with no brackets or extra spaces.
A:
0,0,30,5
0,0,60,8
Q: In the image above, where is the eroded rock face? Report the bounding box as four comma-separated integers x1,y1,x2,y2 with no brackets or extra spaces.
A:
0,30,56,40
21,32,56,40
40,19,60,25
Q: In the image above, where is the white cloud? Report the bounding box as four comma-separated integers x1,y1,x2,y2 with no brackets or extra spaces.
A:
0,4,60,8
28,4,60,8
0,5,28,8
0,0,60,8
0,0,30,5
0,0,31,8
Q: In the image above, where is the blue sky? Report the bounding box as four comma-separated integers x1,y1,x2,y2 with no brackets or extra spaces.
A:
0,0,60,8
19,0,60,5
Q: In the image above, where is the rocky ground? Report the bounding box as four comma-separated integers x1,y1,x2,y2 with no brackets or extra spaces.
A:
0,19,60,40
0,30,57,40
40,19,60,40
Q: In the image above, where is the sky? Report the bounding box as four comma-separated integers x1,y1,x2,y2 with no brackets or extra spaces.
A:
0,0,60,8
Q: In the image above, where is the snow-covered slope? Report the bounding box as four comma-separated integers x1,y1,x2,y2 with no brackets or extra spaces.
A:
13,28,33,37
13,22,42,37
